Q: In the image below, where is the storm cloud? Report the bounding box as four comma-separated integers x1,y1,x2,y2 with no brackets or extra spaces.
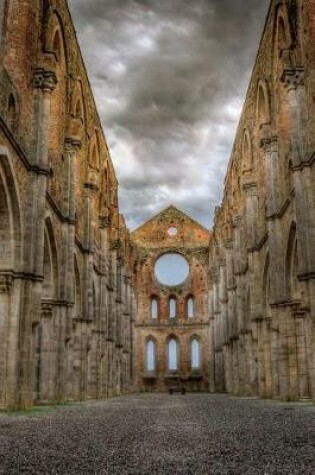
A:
68,0,270,229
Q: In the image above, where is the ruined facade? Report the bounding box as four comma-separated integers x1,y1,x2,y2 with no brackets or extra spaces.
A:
132,206,212,393
209,0,315,401
0,0,136,409
0,0,315,410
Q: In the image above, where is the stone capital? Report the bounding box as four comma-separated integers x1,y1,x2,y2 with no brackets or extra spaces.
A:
84,181,99,195
33,68,57,93
41,302,53,319
259,123,271,150
0,275,13,293
281,68,304,91
64,137,82,152
99,214,110,229
242,181,258,197
225,239,234,250
233,215,242,228
111,240,120,251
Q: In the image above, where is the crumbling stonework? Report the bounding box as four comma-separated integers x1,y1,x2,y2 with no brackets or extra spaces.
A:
209,0,315,401
132,206,212,393
0,0,136,409
0,0,315,409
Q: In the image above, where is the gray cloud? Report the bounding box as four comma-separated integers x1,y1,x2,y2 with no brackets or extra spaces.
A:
68,0,270,230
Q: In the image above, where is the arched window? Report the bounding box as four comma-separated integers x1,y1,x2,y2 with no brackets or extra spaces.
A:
151,297,158,320
169,297,176,319
146,340,156,372
187,296,195,318
191,338,200,370
7,94,17,131
52,29,62,60
168,338,178,371
242,130,252,173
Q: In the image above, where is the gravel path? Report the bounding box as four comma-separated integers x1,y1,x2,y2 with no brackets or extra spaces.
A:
0,394,315,474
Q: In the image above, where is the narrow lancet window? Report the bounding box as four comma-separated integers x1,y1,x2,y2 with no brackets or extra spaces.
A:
151,297,158,320
146,340,156,372
187,297,195,318
168,338,178,371
169,297,176,319
191,338,200,369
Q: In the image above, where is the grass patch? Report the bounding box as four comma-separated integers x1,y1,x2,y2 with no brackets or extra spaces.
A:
0,402,75,418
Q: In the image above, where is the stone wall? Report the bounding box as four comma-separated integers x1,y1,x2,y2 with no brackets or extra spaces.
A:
1,0,314,409
132,206,213,393
0,0,136,409
209,0,315,401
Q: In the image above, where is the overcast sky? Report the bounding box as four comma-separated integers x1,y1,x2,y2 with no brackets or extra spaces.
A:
68,0,270,230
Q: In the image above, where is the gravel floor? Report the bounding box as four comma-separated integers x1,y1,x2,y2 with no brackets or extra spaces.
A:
0,394,315,475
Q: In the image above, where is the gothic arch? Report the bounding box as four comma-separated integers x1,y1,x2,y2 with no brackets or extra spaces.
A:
166,335,180,371
0,150,22,271
285,222,300,300
44,10,69,62
256,79,271,128
186,295,195,319
46,12,68,174
263,252,270,311
89,130,101,170
270,5,294,197
7,93,19,132
69,80,87,141
150,295,159,320
242,129,253,173
73,254,82,318
43,218,58,300
272,3,293,72
168,295,177,319
189,335,201,370
145,335,157,372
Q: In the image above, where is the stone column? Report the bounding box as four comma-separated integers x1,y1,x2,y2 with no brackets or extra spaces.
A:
82,183,96,321
0,275,13,406
243,182,259,251
32,69,57,276
37,303,54,403
18,69,57,409
283,68,314,275
260,131,284,302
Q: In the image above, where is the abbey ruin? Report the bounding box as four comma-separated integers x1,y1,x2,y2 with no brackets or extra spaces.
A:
0,0,314,409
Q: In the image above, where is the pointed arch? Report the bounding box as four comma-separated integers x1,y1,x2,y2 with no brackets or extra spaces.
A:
0,150,22,271
43,218,58,300
285,222,300,300
167,335,179,371
73,254,82,318
44,10,68,64
273,3,293,68
150,295,159,320
89,130,101,170
256,79,271,128
190,336,201,370
186,295,195,319
169,296,177,319
242,129,253,172
69,80,87,142
263,252,270,310
7,93,18,132
145,336,157,372
46,12,68,171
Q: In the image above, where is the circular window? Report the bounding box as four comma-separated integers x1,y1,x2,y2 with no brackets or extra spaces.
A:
168,227,178,237
154,253,189,286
